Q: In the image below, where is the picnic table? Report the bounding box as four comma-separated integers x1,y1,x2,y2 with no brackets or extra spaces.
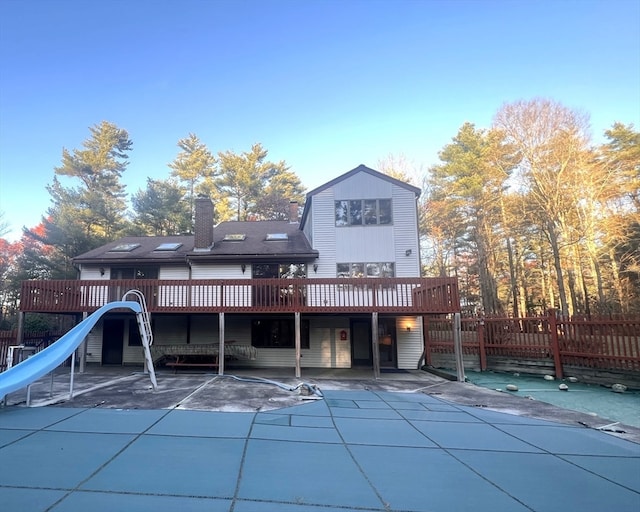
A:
150,342,258,371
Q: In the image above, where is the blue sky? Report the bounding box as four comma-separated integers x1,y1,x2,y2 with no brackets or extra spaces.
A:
1,0,639,242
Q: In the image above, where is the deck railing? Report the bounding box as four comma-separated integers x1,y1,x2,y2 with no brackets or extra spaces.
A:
20,277,460,314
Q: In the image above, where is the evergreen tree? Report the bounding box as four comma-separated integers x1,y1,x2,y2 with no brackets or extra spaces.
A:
131,178,192,235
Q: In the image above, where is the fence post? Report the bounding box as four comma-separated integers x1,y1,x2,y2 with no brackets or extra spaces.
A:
478,318,487,371
547,309,564,379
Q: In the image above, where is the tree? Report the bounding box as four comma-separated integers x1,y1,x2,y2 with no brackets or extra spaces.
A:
54,121,131,239
598,123,640,312
255,169,306,221
216,143,291,221
168,133,216,222
425,123,519,314
130,178,192,235
494,99,593,317
23,121,133,277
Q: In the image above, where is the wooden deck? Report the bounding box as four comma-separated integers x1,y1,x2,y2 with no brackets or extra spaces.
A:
20,277,460,315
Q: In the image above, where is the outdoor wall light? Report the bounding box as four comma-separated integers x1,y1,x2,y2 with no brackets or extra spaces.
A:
405,249,412,256
99,268,105,276
406,325,411,332
241,264,246,274
313,263,318,273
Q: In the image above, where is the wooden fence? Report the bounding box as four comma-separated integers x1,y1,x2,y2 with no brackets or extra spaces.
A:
0,330,62,371
424,311,640,384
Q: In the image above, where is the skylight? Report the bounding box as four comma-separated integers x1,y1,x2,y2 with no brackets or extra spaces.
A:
266,233,288,241
109,243,140,252
223,234,247,241
154,242,183,251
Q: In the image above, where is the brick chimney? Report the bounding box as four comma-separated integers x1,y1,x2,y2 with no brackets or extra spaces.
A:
194,196,214,251
289,201,299,223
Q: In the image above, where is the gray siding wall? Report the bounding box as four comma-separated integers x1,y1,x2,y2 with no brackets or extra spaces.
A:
309,189,337,277
309,171,421,278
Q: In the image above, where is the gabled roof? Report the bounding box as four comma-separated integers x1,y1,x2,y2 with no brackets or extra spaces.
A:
189,220,318,262
73,221,318,266
73,235,195,265
300,164,421,229
305,164,421,197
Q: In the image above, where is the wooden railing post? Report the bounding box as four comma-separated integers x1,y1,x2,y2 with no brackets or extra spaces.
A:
478,318,487,371
547,309,564,379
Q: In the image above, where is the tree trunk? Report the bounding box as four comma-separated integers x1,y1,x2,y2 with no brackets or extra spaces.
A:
547,220,569,317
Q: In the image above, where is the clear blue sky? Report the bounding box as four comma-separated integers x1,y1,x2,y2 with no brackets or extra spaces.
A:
1,0,638,242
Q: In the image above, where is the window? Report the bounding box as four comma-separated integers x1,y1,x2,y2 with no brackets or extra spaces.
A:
223,233,246,241
154,242,182,251
252,318,310,348
266,233,288,241
335,199,392,226
337,262,395,278
111,267,159,279
109,243,140,252
253,263,307,279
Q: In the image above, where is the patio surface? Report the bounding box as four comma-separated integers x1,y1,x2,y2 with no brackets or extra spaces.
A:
1,367,639,511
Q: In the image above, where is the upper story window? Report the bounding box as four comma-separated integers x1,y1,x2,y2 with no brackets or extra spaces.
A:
337,262,395,278
335,199,392,226
111,267,159,279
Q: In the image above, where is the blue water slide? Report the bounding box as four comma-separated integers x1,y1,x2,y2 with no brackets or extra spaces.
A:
0,301,143,399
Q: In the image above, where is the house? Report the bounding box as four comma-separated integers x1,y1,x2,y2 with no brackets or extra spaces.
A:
18,165,460,377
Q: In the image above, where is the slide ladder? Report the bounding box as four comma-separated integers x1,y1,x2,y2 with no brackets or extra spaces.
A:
122,290,157,391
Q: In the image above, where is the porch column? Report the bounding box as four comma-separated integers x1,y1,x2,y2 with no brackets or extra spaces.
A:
79,312,88,373
453,313,465,382
16,312,24,345
372,312,380,379
218,312,225,375
294,312,301,378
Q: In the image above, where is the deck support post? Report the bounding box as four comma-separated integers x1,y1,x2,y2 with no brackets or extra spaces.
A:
218,312,225,375
294,312,301,378
16,312,24,345
453,313,465,382
79,312,88,373
372,312,380,379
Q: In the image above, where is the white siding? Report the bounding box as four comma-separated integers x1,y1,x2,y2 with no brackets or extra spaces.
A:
333,172,393,198
191,264,247,279
391,187,420,277
190,264,251,306
396,316,423,369
309,189,337,278
79,267,110,307
86,324,102,363
159,267,189,279
309,171,420,279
